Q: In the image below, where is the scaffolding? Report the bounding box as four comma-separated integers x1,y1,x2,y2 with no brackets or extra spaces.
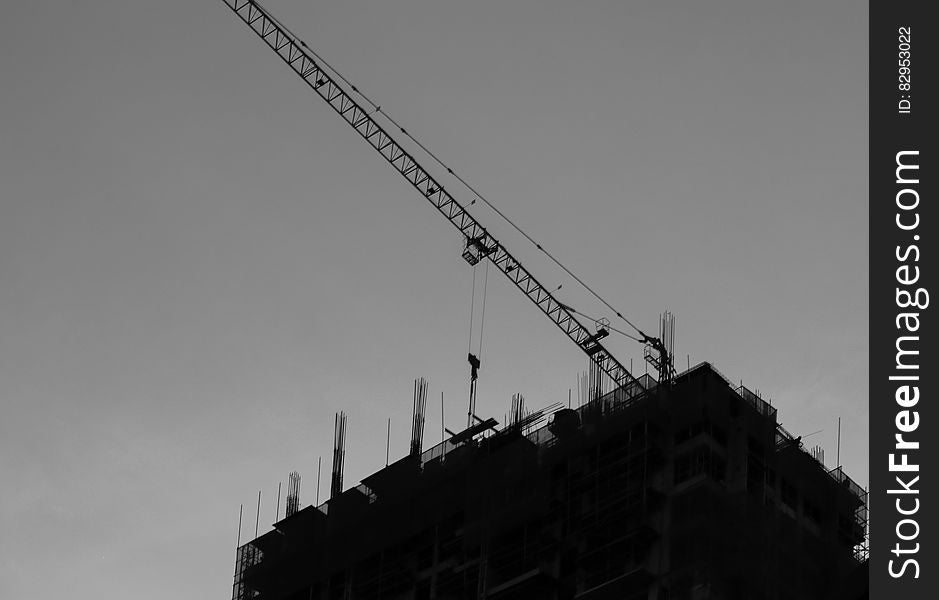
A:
232,542,263,600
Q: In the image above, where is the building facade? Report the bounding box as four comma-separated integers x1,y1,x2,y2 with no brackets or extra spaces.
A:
233,363,867,600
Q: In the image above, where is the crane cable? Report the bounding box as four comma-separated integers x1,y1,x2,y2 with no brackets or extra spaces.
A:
477,260,489,359
564,305,644,344
466,261,491,359
254,0,651,342
467,265,477,355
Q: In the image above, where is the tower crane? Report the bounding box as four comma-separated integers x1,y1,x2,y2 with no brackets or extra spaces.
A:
218,1,673,406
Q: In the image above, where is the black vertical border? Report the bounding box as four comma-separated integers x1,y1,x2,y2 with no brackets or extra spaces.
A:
870,0,935,597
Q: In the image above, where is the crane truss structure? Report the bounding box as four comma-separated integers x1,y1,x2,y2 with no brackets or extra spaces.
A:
220,0,643,394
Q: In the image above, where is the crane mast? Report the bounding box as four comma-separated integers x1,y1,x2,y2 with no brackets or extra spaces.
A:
220,0,649,394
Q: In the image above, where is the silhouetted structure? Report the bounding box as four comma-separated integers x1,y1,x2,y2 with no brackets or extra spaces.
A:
232,363,866,600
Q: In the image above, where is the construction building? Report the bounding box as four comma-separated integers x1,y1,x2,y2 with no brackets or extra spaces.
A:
231,363,867,600
219,3,868,598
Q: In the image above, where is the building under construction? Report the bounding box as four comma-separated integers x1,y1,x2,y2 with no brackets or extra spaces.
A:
218,3,868,598
231,363,867,600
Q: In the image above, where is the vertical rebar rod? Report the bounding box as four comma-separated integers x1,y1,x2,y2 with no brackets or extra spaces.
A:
254,490,261,539
316,456,322,505
386,418,391,466
331,412,347,499
237,503,243,547
837,417,842,466
275,482,281,522
285,471,301,517
410,378,428,456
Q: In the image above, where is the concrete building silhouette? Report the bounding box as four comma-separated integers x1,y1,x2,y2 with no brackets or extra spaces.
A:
232,363,867,600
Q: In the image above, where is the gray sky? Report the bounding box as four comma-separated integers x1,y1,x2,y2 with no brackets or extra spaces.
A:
1,1,866,598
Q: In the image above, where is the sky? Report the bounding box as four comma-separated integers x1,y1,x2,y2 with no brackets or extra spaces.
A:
0,1,867,598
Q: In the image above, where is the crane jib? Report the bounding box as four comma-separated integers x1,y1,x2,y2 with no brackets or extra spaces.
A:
221,0,641,392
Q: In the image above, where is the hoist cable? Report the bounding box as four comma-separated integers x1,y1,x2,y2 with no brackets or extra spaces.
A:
477,260,489,359
467,264,477,354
